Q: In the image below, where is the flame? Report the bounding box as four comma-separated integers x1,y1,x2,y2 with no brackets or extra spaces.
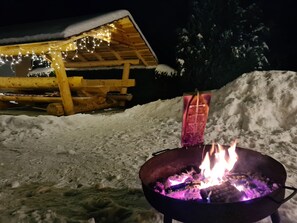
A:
199,141,238,188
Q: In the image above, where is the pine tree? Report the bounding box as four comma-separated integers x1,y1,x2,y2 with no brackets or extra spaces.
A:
176,0,270,91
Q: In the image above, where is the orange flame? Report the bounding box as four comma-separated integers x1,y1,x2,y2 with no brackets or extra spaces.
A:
199,141,238,188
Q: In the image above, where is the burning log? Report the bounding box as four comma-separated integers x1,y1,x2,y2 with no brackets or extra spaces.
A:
200,181,245,203
152,164,280,203
151,143,281,204
165,180,192,193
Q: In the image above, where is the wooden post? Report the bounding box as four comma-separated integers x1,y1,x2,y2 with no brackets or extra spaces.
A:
119,62,131,106
50,51,74,115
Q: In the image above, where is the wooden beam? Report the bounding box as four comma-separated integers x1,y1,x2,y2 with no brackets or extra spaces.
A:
93,52,104,60
82,79,135,88
135,50,149,66
47,98,118,116
0,95,62,103
111,50,122,60
0,77,135,91
65,59,139,68
76,53,88,62
107,93,133,101
120,63,131,95
47,103,64,116
50,51,74,115
0,77,83,90
0,41,76,56
77,79,135,94
0,95,95,103
120,63,131,106
109,35,133,47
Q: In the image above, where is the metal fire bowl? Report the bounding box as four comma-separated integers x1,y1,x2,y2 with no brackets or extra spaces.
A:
139,145,297,223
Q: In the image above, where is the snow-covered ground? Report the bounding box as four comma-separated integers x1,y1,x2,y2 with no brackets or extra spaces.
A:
0,70,296,223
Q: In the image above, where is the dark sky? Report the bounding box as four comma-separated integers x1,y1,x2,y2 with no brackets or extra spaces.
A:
0,0,296,70
260,0,297,71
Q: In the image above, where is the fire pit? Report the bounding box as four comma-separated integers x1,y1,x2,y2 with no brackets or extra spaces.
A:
139,92,296,223
139,144,297,223
151,142,281,204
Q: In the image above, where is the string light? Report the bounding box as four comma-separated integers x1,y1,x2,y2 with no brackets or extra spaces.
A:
0,24,116,71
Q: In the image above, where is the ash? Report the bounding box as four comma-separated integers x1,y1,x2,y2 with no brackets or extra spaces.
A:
152,165,279,203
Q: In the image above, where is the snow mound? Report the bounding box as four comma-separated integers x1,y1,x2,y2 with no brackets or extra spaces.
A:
207,70,297,133
124,97,182,121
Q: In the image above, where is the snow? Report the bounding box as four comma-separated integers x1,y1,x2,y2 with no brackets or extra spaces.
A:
27,67,54,77
63,10,129,38
0,10,129,44
155,64,177,77
0,70,297,223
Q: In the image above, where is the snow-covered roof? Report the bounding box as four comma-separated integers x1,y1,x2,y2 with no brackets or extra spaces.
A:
0,10,135,44
0,10,158,67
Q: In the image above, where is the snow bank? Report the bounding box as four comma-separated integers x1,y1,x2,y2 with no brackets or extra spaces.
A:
208,70,297,133
0,70,296,223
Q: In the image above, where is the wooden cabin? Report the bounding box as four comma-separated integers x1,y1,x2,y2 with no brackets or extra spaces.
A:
0,10,158,115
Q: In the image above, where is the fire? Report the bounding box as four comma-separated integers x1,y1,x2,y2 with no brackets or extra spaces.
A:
199,141,238,188
152,141,279,203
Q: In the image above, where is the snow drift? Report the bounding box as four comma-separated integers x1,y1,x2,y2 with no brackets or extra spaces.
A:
0,70,296,223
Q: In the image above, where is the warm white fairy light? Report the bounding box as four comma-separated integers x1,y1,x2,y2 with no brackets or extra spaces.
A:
0,24,116,70
73,25,115,55
0,57,4,65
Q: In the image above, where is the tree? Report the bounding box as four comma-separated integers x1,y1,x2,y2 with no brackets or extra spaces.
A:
176,0,270,91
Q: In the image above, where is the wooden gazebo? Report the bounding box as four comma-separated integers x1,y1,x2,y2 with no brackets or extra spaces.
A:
0,10,158,115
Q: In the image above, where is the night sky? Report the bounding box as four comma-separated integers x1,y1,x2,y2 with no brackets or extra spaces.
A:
0,0,296,70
